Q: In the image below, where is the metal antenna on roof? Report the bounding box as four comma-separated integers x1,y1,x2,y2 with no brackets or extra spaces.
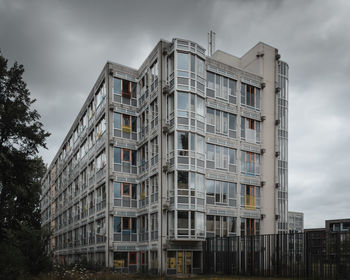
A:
208,30,216,56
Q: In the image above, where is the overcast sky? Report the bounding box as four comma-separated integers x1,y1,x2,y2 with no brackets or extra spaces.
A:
1,0,349,229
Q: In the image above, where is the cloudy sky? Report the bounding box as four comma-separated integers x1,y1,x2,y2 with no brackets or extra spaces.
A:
1,0,349,228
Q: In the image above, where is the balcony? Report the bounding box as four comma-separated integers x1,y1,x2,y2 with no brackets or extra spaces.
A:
113,231,137,242
114,162,137,174
114,197,137,208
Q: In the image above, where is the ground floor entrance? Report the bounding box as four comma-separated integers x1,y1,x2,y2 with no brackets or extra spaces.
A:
167,250,201,275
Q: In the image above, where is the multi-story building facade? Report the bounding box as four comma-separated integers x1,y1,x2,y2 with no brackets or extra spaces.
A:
40,38,288,274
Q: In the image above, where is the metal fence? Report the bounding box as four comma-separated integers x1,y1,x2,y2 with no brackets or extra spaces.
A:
204,232,350,279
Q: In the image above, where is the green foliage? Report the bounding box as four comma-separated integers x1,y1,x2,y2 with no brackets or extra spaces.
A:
0,51,51,279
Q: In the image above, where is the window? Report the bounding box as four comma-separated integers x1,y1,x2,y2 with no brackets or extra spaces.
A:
206,72,236,103
122,115,131,132
114,252,128,268
206,144,236,171
114,78,121,95
196,96,204,116
229,114,236,138
190,94,195,112
206,108,236,138
241,117,260,143
129,252,137,265
151,137,158,158
241,184,260,210
150,98,158,120
207,144,215,161
95,82,106,108
241,218,259,236
96,150,106,170
95,115,106,140
122,183,130,196
88,100,95,120
190,54,195,72
177,211,189,235
178,171,188,191
123,149,130,162
206,180,233,205
150,60,158,83
114,78,136,100
177,53,189,71
178,132,189,155
196,135,204,154
177,92,188,111
229,79,236,104
114,148,121,164
122,80,130,96
114,182,121,198
241,83,260,109
241,151,260,176
114,216,121,232
207,108,215,126
197,58,205,77
131,116,137,133
207,72,215,97
167,94,174,119
206,215,236,237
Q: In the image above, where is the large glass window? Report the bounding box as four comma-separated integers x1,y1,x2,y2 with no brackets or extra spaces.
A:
177,53,189,71
178,171,189,190
177,92,188,111
241,151,260,176
207,108,215,125
196,96,204,116
197,135,204,154
114,217,121,232
178,211,188,229
206,72,236,103
206,144,236,171
207,144,215,161
114,78,121,94
114,148,121,164
177,132,189,155
241,83,260,110
197,58,205,77
114,113,121,129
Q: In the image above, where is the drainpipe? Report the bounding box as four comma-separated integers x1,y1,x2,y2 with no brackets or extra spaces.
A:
160,40,164,275
106,62,111,268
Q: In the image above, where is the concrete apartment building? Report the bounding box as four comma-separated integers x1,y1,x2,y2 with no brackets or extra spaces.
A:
40,37,289,274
